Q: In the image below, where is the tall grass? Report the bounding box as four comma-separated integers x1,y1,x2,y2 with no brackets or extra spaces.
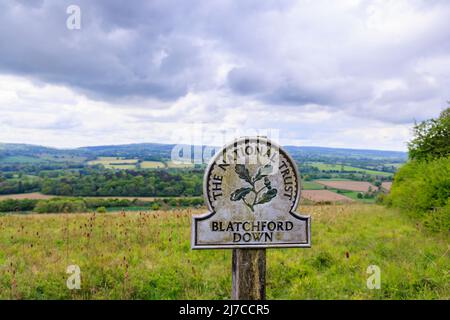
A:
0,205,448,299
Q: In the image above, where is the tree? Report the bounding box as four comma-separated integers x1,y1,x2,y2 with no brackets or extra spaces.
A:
408,106,450,161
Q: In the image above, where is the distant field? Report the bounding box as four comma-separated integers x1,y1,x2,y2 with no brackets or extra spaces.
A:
307,162,392,177
140,161,165,169
316,178,352,181
315,180,378,192
0,156,42,163
1,189,361,205
337,191,376,204
0,193,159,201
87,157,139,169
88,157,138,165
301,181,325,190
39,155,86,163
106,164,136,170
166,161,194,168
385,163,404,168
0,193,203,204
0,193,54,200
91,157,133,162
381,182,392,191
0,154,84,164
301,190,353,203
86,158,193,170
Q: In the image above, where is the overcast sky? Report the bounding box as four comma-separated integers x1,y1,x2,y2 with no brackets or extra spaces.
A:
0,0,449,151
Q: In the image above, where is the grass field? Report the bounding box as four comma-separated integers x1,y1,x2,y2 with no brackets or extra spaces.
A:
0,193,170,202
301,182,376,203
87,157,137,164
39,155,87,163
308,162,393,177
315,180,378,192
301,181,325,190
166,161,194,168
0,205,448,299
0,156,43,163
337,191,376,204
86,158,194,170
87,157,139,169
301,190,354,203
0,193,55,200
385,163,404,168
140,161,165,169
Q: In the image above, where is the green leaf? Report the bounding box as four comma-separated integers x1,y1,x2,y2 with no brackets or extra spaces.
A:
235,165,252,184
230,187,252,201
253,164,273,182
256,188,277,205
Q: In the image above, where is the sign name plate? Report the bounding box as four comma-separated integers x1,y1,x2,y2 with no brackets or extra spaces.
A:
192,137,311,249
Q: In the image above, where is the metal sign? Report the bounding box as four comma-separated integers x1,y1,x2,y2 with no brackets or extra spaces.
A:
192,137,311,249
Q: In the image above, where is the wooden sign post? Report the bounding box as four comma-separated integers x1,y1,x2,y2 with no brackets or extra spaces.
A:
232,248,266,299
192,137,311,300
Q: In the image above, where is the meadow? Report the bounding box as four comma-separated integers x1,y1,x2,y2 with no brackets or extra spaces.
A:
301,190,353,203
87,157,139,169
140,161,166,169
307,162,393,177
337,191,377,204
315,180,378,192
301,181,325,190
0,204,448,300
86,157,193,170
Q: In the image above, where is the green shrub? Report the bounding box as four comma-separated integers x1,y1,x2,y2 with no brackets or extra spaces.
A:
191,198,204,206
150,202,161,210
375,193,386,204
0,199,38,212
96,206,107,213
388,158,450,212
34,199,87,213
387,157,450,232
422,204,450,233
0,196,203,213
84,198,134,208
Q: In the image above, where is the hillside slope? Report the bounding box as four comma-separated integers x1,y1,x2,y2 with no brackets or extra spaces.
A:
0,204,447,299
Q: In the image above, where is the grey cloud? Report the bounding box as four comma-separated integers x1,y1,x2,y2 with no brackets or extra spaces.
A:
227,67,273,96
40,117,81,130
222,1,450,123
0,0,229,101
0,0,448,126
228,66,373,106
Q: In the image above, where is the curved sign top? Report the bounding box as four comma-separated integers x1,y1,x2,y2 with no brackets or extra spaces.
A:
191,137,311,249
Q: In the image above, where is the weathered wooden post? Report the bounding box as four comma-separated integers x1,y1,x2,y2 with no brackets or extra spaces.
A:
232,248,266,299
192,137,311,300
